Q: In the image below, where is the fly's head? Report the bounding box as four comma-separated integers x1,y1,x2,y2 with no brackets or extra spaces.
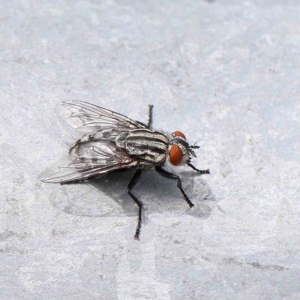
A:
168,131,200,167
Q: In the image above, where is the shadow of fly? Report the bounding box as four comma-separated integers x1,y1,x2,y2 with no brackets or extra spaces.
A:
40,101,210,239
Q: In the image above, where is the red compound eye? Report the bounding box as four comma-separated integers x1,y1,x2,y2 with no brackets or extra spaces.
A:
174,131,186,139
169,145,183,165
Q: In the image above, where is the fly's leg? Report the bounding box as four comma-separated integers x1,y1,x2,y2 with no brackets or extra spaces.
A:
147,105,154,128
187,163,210,174
127,169,143,240
136,105,153,128
155,166,194,208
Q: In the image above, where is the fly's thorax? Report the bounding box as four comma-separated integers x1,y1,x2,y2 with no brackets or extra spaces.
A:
116,129,169,165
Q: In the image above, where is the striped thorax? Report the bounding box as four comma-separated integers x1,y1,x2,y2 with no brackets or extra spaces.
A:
116,129,169,169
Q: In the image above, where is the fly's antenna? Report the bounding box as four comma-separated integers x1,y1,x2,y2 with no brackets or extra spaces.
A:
189,142,200,157
65,142,72,148
190,138,200,149
188,148,197,158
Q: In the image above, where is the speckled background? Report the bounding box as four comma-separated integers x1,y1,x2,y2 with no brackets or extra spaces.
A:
1,1,300,299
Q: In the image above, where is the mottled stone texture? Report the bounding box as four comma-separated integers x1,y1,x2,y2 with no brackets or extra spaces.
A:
0,0,300,299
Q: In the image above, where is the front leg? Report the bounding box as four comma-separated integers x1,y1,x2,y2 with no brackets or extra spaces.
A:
155,166,194,208
188,162,210,174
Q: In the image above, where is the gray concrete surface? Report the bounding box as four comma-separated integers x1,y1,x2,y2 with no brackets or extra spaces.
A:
1,0,300,299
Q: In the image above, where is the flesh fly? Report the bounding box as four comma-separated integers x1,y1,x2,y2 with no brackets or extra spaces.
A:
40,101,210,239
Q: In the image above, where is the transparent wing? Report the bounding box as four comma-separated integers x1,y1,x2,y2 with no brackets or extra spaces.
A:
58,100,147,133
39,140,138,184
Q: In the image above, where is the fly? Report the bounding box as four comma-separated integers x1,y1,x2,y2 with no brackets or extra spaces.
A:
40,101,210,240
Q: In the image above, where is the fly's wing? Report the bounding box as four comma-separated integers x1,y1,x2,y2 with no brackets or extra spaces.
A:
58,100,147,136
39,140,138,184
